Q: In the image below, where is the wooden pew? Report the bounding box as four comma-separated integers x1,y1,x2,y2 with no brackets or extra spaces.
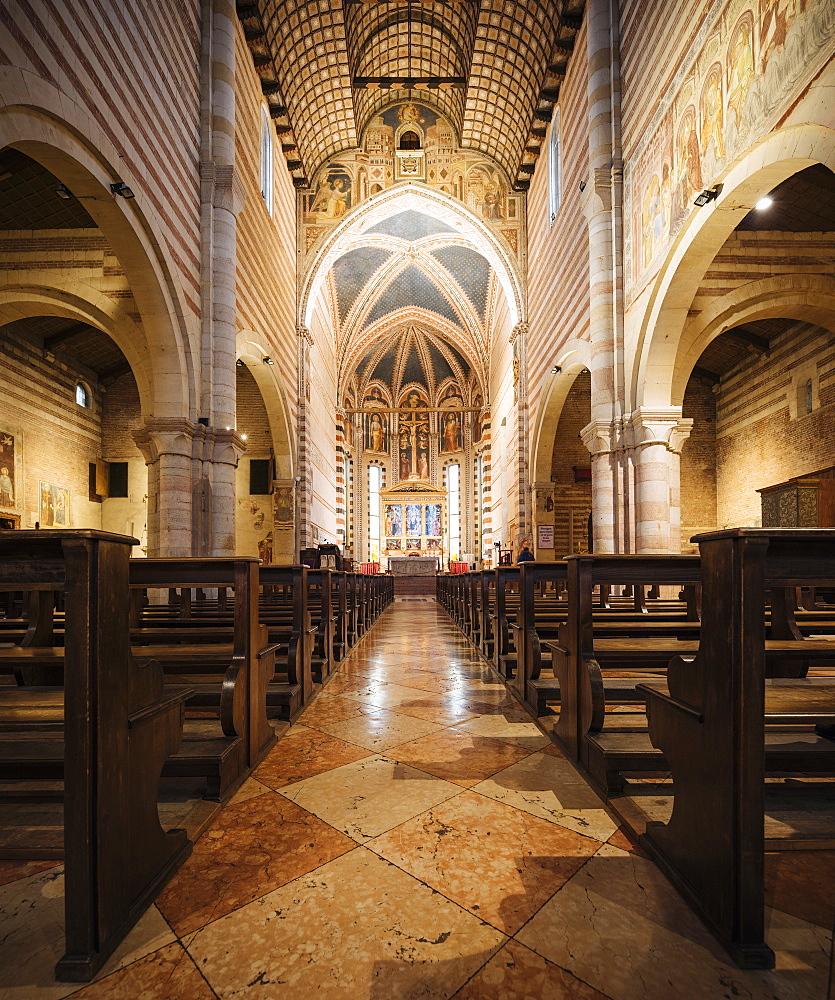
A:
510,561,569,713
638,529,835,970
258,563,315,716
0,530,191,982
490,566,520,677
540,555,701,763
128,557,277,796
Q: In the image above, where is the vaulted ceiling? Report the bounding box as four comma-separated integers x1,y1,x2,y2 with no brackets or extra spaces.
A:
237,0,586,190
327,207,496,393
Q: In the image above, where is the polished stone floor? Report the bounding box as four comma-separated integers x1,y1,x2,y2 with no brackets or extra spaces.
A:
1,601,834,998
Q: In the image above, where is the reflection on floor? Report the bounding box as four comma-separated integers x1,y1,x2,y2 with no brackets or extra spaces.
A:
1,602,833,999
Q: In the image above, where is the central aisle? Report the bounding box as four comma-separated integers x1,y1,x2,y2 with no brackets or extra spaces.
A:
6,601,830,998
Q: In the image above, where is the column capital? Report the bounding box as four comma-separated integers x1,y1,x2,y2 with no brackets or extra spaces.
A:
580,418,625,457
297,324,313,345
510,322,528,344
132,417,197,464
627,408,694,455
205,426,247,467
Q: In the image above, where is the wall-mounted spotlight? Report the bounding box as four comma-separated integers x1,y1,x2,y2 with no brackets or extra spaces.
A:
56,184,73,200
693,184,723,207
580,367,590,375
579,180,586,192
236,359,245,367
755,195,773,211
551,365,562,374
110,181,135,200
263,356,274,365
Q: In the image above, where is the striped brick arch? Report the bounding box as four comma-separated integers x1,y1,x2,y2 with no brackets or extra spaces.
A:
633,123,835,412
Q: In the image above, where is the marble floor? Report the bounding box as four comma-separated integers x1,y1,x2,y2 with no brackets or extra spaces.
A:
1,601,834,999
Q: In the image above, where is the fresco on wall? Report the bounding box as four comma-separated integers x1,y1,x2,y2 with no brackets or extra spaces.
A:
365,411,388,453
472,395,485,445
0,431,16,510
385,503,403,537
626,0,834,296
39,482,69,527
301,102,522,259
440,410,463,452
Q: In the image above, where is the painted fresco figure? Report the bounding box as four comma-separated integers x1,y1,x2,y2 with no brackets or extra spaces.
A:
367,412,387,452
442,412,462,452
406,504,421,536
385,504,403,537
0,466,13,507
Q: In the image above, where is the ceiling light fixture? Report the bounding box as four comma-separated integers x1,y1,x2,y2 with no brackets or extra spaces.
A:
110,181,135,200
755,195,773,210
694,184,723,207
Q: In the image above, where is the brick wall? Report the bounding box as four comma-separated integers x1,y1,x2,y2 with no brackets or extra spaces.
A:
680,377,717,542
0,324,103,529
715,322,835,527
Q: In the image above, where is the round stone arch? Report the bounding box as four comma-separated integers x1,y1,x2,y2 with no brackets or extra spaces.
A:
671,273,835,406
0,86,196,420
529,342,593,484
299,182,525,331
632,123,835,411
0,285,155,413
236,332,295,481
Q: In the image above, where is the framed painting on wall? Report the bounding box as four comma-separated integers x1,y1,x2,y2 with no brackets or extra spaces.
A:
39,482,70,527
0,428,21,514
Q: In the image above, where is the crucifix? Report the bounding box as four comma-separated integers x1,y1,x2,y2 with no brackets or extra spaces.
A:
398,394,430,480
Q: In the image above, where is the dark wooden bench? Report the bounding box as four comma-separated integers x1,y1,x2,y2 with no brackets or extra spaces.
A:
0,529,192,982
638,528,835,970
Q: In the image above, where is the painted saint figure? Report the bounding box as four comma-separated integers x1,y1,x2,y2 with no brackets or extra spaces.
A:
406,504,422,536
385,504,403,537
442,412,462,452
0,466,13,508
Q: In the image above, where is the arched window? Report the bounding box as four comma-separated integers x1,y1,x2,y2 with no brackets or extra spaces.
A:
75,382,89,407
368,464,382,563
400,130,421,150
806,378,813,414
447,463,461,561
548,106,561,226
260,105,274,215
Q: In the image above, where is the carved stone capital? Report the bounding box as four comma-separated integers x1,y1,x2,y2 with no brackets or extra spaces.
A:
628,408,693,455
510,322,528,344
580,418,623,457
133,418,197,464
207,426,247,467
297,325,313,345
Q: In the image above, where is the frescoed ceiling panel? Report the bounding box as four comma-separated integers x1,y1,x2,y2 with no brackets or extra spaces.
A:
364,264,461,330
429,246,491,321
332,246,395,323
355,326,475,404
365,209,458,240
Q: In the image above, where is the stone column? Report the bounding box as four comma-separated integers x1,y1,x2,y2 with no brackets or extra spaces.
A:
272,479,296,564
580,419,624,554
133,418,198,557
199,0,244,554
629,409,693,552
296,326,313,551
511,322,531,543
206,426,246,555
582,0,624,553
